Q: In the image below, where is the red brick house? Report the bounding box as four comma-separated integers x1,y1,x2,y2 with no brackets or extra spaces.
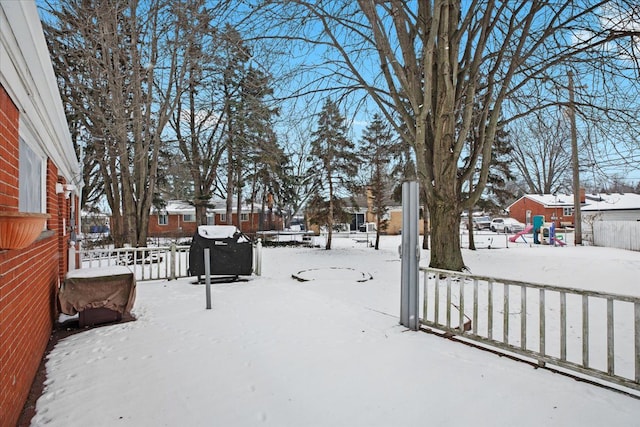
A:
0,3,81,426
507,189,586,226
148,200,205,239
148,200,283,239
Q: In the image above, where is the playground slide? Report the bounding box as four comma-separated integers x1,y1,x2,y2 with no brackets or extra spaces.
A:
509,224,534,243
552,237,567,246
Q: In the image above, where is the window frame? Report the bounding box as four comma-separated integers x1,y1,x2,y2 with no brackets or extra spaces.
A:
158,212,168,226
18,136,46,214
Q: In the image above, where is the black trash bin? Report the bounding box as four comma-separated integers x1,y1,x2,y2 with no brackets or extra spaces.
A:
189,225,253,281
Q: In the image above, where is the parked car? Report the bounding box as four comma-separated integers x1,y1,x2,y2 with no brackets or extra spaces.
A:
472,215,492,230
490,217,525,233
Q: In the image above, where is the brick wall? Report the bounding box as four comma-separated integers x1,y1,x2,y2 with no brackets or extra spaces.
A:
148,213,198,238
0,84,67,427
0,85,19,210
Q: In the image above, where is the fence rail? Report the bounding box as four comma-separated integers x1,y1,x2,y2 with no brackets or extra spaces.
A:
420,267,640,394
75,241,263,281
74,245,192,281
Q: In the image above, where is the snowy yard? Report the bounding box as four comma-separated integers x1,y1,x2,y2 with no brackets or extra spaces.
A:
31,236,640,426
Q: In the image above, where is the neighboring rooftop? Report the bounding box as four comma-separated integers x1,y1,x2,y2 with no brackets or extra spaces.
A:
582,192,640,211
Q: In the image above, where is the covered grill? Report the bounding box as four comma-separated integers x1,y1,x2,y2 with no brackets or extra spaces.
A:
188,225,253,281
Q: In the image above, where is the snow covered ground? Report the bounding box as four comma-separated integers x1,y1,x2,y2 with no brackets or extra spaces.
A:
31,235,640,426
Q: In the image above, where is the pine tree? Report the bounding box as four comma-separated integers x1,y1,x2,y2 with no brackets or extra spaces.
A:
360,114,400,249
309,99,359,249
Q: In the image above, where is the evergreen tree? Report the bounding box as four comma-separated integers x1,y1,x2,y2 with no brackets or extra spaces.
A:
309,99,359,249
360,114,400,249
478,125,516,213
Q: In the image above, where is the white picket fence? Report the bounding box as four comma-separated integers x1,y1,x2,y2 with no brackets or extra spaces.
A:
73,245,192,281
72,242,263,282
590,221,640,251
420,267,640,395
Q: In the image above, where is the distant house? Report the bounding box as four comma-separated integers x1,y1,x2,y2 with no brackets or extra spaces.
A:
581,193,640,221
580,192,640,247
344,189,425,235
149,200,209,239
209,200,281,234
0,2,82,425
507,190,586,226
147,200,283,239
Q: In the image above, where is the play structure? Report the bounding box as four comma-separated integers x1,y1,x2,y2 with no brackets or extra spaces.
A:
509,215,567,246
509,224,533,243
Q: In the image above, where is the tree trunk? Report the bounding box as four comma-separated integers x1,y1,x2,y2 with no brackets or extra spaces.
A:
110,211,124,248
422,203,429,250
195,204,207,226
226,145,234,226
429,201,465,271
468,215,476,250
326,178,334,250
236,171,242,231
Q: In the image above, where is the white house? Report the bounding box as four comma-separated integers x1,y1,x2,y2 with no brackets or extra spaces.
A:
581,193,640,246
581,193,640,221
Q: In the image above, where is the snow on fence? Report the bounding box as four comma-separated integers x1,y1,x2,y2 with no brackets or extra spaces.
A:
75,245,191,281
420,267,640,395
592,221,640,251
75,242,263,282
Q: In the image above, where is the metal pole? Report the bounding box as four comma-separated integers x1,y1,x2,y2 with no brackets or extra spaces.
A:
255,238,262,276
169,243,176,280
568,70,582,245
204,248,212,309
400,181,420,330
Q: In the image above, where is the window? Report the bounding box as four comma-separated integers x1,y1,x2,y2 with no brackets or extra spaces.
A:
158,213,168,225
220,213,226,222
183,214,195,222
563,207,573,216
19,137,44,213
206,215,215,225
240,213,249,222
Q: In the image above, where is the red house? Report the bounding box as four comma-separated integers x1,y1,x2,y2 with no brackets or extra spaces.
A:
149,200,204,239
507,189,586,226
0,3,81,426
148,200,283,239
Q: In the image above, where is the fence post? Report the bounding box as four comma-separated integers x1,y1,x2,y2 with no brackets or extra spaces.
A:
68,241,77,270
400,181,420,331
255,238,262,276
169,244,176,280
205,248,212,309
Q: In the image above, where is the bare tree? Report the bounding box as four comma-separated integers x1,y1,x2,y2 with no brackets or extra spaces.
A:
251,0,640,270
510,110,573,195
42,0,192,247
277,128,323,229
167,1,230,225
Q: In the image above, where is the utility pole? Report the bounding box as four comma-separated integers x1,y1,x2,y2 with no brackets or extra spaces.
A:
568,70,582,245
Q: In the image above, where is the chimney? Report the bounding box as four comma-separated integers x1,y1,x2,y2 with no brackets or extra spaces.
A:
580,188,585,204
